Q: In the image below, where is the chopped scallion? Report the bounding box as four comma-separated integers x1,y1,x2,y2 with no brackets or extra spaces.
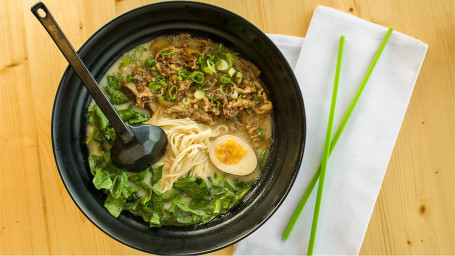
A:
168,86,178,101
182,97,191,105
120,56,134,67
203,60,216,74
178,68,191,80
133,45,146,59
235,72,243,84
194,90,205,100
231,90,238,99
228,67,236,77
127,75,135,83
189,71,205,84
257,126,264,139
148,82,160,90
208,95,220,107
145,58,155,67
161,49,175,56
216,59,229,71
219,74,231,84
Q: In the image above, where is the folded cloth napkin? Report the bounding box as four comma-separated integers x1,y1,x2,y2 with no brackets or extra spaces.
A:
235,5,427,255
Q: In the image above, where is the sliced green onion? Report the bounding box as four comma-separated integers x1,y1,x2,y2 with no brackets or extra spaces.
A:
225,53,235,67
257,126,264,139
231,90,238,99
203,60,216,74
235,72,243,84
115,72,125,81
228,67,236,77
178,68,191,81
145,58,155,67
189,71,205,84
120,56,134,67
219,85,226,95
168,85,178,101
161,49,175,56
208,95,220,107
219,74,231,84
155,75,168,88
252,94,259,101
157,94,165,101
182,98,191,105
238,94,244,99
127,74,135,83
197,53,205,65
148,82,160,90
216,59,229,71
194,90,205,100
133,45,146,59
150,66,156,71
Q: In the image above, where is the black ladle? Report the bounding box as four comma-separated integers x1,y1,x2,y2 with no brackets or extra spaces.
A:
31,2,168,172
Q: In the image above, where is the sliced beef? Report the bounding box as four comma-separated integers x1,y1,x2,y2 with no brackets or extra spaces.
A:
165,104,214,124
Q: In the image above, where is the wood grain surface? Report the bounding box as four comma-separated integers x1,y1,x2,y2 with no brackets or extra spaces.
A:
1,0,454,254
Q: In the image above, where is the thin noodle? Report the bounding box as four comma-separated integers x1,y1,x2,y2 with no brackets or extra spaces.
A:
152,117,228,192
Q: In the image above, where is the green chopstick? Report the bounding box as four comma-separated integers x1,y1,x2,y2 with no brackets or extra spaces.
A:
307,35,345,255
282,27,394,241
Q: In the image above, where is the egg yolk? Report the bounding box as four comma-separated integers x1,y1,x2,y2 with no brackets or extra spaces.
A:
214,139,247,165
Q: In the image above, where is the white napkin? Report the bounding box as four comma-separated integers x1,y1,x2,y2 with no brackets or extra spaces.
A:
235,6,427,255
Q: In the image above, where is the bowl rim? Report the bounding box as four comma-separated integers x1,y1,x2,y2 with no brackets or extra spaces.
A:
51,1,306,254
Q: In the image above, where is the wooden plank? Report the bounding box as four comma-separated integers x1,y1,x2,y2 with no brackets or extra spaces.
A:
0,0,454,254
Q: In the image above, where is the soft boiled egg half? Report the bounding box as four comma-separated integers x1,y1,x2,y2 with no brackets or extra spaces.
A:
209,135,257,176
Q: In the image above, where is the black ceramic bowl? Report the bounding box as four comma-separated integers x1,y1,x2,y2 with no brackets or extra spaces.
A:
52,1,305,255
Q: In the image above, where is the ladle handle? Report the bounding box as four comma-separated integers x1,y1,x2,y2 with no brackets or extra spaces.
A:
31,2,133,143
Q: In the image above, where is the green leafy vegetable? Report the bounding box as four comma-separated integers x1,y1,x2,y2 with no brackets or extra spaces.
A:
117,105,149,125
111,172,129,199
258,148,269,170
129,168,150,182
105,88,129,105
104,195,126,218
151,165,163,185
93,168,113,190
173,177,210,199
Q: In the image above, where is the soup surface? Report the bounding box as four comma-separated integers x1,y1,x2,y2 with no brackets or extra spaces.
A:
86,34,273,227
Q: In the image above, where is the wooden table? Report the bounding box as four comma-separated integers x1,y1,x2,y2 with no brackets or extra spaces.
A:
1,0,454,254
